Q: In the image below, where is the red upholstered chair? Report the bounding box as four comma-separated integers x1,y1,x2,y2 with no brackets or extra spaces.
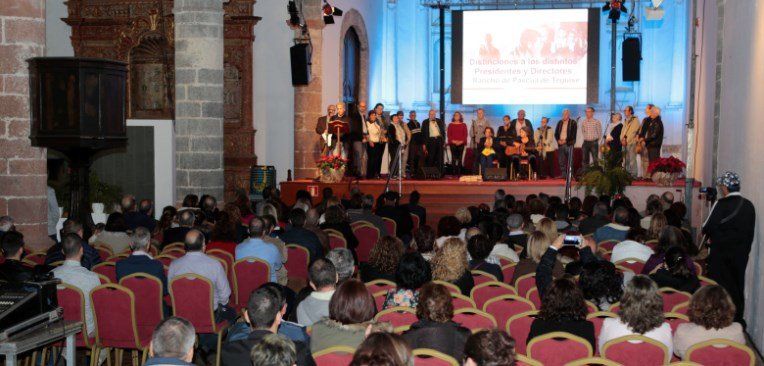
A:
484,295,535,332
671,301,689,315
598,240,619,252
233,257,271,310
659,288,692,313
450,293,477,310
664,312,689,334
525,287,541,309
154,254,176,268
56,284,94,349
284,245,310,282
506,310,539,355
162,248,185,258
206,249,234,275
698,275,717,287
470,270,498,286
514,355,543,366
373,290,388,311
470,281,517,310
515,273,536,297
90,284,150,365
382,217,397,236
614,258,646,274
527,332,593,366
170,274,230,366
412,349,458,366
96,273,111,284
432,280,461,295
586,311,617,347
24,251,47,265
92,262,117,284
374,306,418,328
119,273,164,334
366,279,396,295
684,339,755,366
108,253,130,262
585,300,599,314
327,232,348,250
501,263,517,284
565,357,622,366
608,302,621,313
601,335,670,366
644,239,658,250
313,345,356,366
93,244,114,261
410,214,420,231
453,309,497,332
352,224,380,263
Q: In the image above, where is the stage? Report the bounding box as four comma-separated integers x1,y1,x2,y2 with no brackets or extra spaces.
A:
280,177,706,229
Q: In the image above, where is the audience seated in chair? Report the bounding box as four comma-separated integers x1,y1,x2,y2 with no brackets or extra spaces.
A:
346,193,389,237
594,207,631,244
431,238,475,296
579,202,611,236
511,231,563,287
92,212,133,254
382,252,432,310
411,226,437,262
673,285,746,358
319,206,359,254
463,330,518,366
649,246,700,293
351,332,412,366
279,208,324,260
162,210,195,248
360,236,404,283
116,227,168,295
403,282,471,361
375,191,414,242
45,219,102,269
610,227,654,263
527,277,596,349
51,233,102,336
296,258,337,327
145,317,196,366
468,234,504,281
236,217,284,284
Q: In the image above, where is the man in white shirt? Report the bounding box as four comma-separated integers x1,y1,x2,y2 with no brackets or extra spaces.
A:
610,239,654,263
52,233,102,335
296,259,337,326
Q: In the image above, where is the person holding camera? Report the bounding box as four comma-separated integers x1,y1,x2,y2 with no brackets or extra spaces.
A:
702,171,755,326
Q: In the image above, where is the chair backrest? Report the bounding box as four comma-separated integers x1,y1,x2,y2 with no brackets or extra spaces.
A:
525,287,541,309
659,288,692,313
470,281,517,310
484,295,535,331
598,240,619,252
365,279,396,294
585,300,599,314
24,251,47,265
352,224,380,263
108,253,130,262
684,339,754,366
93,244,114,261
698,275,717,287
644,239,658,250
664,312,689,334
601,335,670,366
410,214,421,231
92,262,117,283
453,309,497,332
501,262,517,284
163,242,185,251
232,257,271,309
381,217,397,235
432,280,461,295
90,284,142,349
119,273,164,330
608,302,621,313
313,345,356,366
671,301,689,315
96,273,111,284
527,331,593,366
374,306,418,328
206,249,235,273
515,272,536,297
450,293,477,310
692,261,703,276
285,245,310,282
470,270,498,286
373,290,388,312
412,348,458,366
162,248,185,258
585,311,617,344
506,310,539,355
57,284,91,347
169,274,220,333
327,232,348,250
565,357,623,366
515,354,543,366
154,254,175,268
614,258,646,274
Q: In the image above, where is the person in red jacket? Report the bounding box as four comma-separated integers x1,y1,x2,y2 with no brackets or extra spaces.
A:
447,112,468,174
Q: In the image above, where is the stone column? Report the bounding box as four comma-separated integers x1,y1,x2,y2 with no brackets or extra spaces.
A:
293,0,324,179
0,0,51,249
174,0,225,201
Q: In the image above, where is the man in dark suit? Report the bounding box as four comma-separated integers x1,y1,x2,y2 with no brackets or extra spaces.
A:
406,190,427,228
375,191,413,243
162,210,195,247
278,208,323,261
509,109,534,141
45,219,102,269
0,231,35,284
122,196,157,232
116,226,168,296
421,109,445,174
315,104,337,156
555,109,578,178
504,214,529,253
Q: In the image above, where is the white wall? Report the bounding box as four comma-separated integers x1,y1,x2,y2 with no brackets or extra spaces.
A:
252,0,295,182
45,0,73,56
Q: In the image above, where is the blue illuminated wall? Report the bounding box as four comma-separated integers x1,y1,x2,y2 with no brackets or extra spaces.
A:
366,0,689,152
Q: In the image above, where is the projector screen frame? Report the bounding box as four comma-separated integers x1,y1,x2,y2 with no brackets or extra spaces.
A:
451,8,600,105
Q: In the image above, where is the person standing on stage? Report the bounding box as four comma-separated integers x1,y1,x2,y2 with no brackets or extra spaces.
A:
365,110,385,179
510,109,534,140
448,111,468,174
642,106,664,165
534,117,556,179
477,127,497,176
354,101,369,177
638,104,654,177
620,106,641,177
470,108,491,173
315,104,337,156
497,115,513,169
348,102,366,177
374,103,389,127
386,112,411,179
603,112,624,163
333,102,351,158
422,109,445,174
580,106,602,167
702,171,755,325
555,109,577,178
407,111,425,176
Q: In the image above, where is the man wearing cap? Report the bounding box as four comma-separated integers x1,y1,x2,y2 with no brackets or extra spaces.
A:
702,171,755,325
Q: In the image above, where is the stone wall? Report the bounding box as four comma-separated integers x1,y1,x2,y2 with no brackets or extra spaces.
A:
0,0,51,249
174,0,225,200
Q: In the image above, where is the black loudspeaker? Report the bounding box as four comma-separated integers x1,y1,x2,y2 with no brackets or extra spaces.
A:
416,167,442,180
290,44,311,86
622,37,641,82
483,167,507,181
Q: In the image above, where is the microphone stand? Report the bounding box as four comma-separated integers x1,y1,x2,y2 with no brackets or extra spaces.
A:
564,116,580,204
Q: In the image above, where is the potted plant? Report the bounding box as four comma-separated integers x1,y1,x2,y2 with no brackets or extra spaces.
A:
647,156,686,186
316,154,348,183
577,150,634,197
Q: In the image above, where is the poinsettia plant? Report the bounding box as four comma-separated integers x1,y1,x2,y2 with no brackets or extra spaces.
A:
647,156,686,175
316,154,348,171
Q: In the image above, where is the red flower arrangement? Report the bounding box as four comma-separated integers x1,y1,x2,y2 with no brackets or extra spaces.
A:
316,154,348,171
647,156,686,175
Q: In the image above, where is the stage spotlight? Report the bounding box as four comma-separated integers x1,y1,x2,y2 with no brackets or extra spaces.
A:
602,0,628,21
322,1,342,25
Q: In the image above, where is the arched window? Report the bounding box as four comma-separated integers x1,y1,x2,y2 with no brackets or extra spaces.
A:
342,27,361,104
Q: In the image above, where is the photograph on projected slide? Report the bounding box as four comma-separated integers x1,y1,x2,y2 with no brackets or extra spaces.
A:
463,9,589,105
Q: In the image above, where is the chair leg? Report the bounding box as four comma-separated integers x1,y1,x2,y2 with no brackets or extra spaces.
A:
141,349,148,365
90,347,99,366
131,350,138,366
116,349,124,366
215,331,226,366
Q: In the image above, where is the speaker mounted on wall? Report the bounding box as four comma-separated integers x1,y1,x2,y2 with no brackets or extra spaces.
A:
622,37,641,82
290,43,311,86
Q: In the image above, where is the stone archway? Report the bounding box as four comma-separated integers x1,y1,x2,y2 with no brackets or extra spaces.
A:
339,9,370,105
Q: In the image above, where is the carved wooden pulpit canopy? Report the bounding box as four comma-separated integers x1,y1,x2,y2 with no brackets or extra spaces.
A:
64,0,261,200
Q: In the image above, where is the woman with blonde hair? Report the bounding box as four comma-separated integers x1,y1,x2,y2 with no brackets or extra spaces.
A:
536,217,559,242
431,237,474,296
511,230,563,285
598,275,672,354
647,213,667,240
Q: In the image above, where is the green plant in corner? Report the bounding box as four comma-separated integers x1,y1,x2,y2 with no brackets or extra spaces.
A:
576,150,634,197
